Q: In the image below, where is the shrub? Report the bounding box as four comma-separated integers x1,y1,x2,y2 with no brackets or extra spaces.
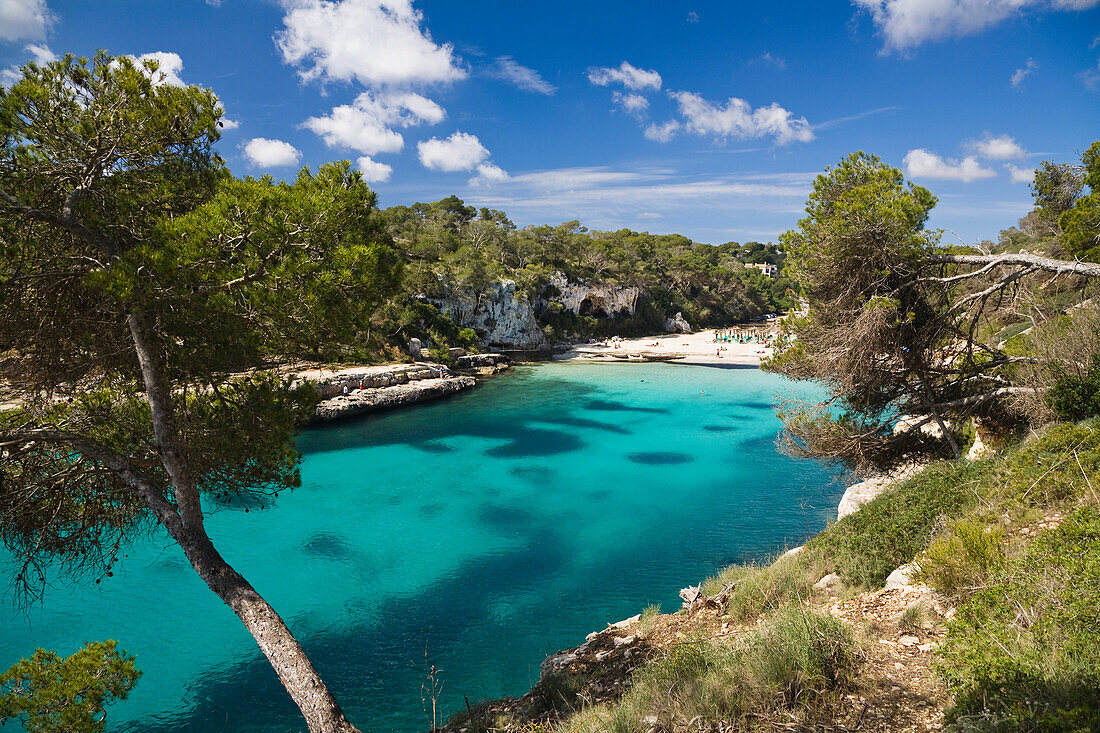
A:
1046,355,1100,422
807,460,989,587
916,517,1006,599
573,605,857,732
937,507,1100,732
701,551,826,623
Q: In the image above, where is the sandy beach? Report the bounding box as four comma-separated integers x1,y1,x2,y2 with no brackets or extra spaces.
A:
554,325,779,367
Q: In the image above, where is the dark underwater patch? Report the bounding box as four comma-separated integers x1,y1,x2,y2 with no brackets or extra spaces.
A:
627,451,694,465
302,532,353,559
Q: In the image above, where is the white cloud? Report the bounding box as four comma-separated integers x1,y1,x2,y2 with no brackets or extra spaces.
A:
132,52,186,87
1011,58,1037,87
276,0,465,87
664,91,814,145
0,42,55,87
0,0,52,42
461,165,815,235
418,131,489,172
469,161,509,186
612,91,649,116
24,42,55,64
242,138,302,167
970,133,1026,160
1007,164,1035,184
903,149,996,182
490,56,555,95
0,67,20,87
644,120,680,142
304,91,444,155
355,155,392,183
686,10,700,23
749,52,787,69
854,0,1100,51
219,117,241,131
1082,58,1100,90
587,61,662,91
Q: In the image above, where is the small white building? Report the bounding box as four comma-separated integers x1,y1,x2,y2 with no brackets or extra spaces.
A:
745,262,779,278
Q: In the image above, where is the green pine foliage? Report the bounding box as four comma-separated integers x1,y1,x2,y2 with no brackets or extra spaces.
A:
0,641,140,733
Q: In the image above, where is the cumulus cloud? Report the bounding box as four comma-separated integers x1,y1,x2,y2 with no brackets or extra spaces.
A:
219,117,241,131
1012,58,1037,87
304,91,444,155
242,138,302,167
490,56,555,94
0,0,53,42
587,61,662,91
1007,164,1036,184
970,133,1027,160
132,51,186,87
1,42,55,87
661,91,813,145
418,131,490,172
644,120,680,143
853,0,1100,51
612,91,649,116
469,161,509,186
355,155,393,183
903,149,995,182
276,0,465,87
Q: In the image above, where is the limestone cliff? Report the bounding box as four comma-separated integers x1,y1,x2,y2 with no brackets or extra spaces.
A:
436,273,655,350
436,280,547,350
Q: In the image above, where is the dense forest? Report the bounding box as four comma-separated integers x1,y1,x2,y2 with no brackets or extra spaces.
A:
378,196,795,355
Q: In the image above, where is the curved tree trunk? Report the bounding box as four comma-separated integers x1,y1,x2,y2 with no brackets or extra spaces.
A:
127,313,360,733
172,524,359,733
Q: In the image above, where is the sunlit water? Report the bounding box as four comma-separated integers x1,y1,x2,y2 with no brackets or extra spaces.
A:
2,363,845,732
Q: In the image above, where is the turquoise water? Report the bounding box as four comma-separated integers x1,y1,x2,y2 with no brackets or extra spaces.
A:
2,363,844,732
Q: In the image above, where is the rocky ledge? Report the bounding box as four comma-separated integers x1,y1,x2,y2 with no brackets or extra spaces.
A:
308,355,510,423
453,353,511,375
313,375,476,422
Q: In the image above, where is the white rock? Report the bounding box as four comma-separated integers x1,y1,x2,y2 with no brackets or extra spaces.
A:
781,545,804,558
813,573,843,592
614,635,636,647
609,614,641,629
885,562,920,589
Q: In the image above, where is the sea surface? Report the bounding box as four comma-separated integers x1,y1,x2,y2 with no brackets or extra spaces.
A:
2,362,845,732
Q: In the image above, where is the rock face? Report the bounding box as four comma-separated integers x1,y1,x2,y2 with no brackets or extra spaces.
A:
837,463,925,520
437,280,547,350
454,353,511,375
547,272,640,319
313,376,476,422
312,363,449,399
664,311,691,333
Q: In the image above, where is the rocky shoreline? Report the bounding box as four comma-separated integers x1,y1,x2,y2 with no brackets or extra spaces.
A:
306,354,510,423
442,466,925,733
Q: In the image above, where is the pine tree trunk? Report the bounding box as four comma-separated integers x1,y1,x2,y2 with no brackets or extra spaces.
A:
126,313,360,733
173,525,359,733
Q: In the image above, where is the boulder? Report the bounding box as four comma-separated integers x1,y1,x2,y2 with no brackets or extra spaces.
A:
813,573,843,593
664,311,692,333
885,562,920,589
408,338,423,358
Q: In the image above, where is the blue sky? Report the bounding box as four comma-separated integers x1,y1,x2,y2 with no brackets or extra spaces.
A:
2,0,1099,245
